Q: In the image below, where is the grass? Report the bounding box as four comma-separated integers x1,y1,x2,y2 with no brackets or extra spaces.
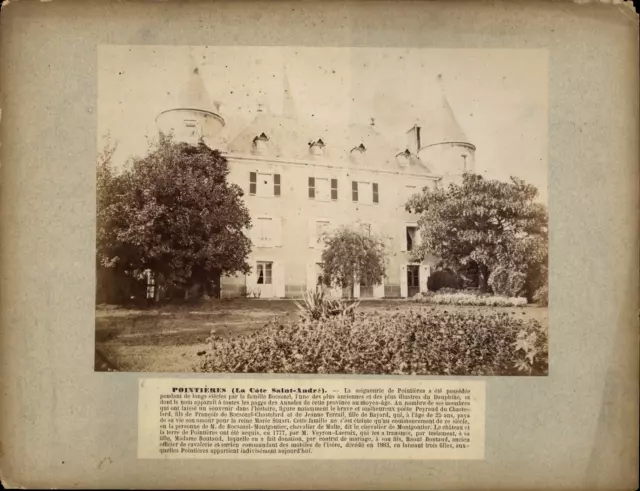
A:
95,298,548,372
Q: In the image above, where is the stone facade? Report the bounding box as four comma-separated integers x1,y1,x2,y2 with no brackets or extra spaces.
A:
155,64,475,298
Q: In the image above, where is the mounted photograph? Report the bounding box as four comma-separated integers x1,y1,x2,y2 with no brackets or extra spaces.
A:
95,46,548,375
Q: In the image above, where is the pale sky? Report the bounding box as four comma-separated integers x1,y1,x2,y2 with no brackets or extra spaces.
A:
98,46,548,203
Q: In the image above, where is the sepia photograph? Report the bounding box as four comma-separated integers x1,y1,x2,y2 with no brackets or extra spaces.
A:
95,46,549,376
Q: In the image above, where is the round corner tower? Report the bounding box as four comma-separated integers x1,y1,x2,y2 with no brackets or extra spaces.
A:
155,59,225,145
405,77,475,185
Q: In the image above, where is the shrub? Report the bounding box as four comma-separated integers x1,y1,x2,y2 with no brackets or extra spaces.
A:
413,292,527,307
196,309,548,376
533,284,548,306
293,289,360,321
488,265,527,297
427,269,464,292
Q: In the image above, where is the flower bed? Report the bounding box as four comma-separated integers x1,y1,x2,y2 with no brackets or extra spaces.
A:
196,308,547,376
414,292,527,307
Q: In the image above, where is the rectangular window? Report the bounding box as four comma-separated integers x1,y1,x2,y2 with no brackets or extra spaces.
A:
355,182,372,204
331,179,338,200
308,177,316,199
316,178,330,201
184,119,197,128
257,217,273,243
352,181,358,201
316,220,330,245
274,173,281,196
249,172,257,195
406,226,418,251
373,182,379,204
257,173,274,198
256,261,273,285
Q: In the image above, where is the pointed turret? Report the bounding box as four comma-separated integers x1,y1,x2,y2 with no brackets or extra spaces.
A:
156,51,225,144
178,54,217,112
418,74,472,148
282,69,296,118
409,74,476,183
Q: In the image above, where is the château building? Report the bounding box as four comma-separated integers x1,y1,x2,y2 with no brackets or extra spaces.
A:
155,61,476,298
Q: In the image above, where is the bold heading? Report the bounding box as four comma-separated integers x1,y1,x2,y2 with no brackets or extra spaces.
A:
171,387,327,394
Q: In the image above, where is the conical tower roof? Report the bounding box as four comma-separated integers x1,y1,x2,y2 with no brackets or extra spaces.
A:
282,69,296,118
177,53,218,112
419,75,474,149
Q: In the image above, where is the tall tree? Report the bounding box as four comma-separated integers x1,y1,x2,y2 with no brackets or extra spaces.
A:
406,173,548,293
97,136,252,300
321,225,387,298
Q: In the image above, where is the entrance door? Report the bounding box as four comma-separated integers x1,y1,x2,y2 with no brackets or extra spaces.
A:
359,277,373,298
254,261,274,298
407,265,420,298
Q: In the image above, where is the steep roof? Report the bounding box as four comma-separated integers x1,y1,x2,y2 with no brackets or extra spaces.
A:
418,82,474,149
175,55,218,113
225,112,404,170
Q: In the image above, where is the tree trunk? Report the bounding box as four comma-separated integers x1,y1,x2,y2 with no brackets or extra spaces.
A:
478,264,489,292
209,269,222,299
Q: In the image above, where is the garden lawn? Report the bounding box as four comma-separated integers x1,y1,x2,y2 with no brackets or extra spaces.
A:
95,299,548,372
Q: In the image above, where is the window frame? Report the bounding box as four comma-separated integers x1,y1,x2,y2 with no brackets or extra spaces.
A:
407,265,420,288
274,173,281,196
308,177,316,199
249,172,257,195
315,219,330,246
406,225,418,252
256,261,273,285
331,179,338,201
250,172,280,197
256,217,274,243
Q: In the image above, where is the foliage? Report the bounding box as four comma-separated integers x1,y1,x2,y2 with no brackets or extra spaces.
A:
196,308,548,375
321,225,387,298
413,292,527,307
293,289,360,321
97,136,252,299
512,330,544,374
487,265,527,298
533,283,548,306
427,269,464,291
406,173,548,291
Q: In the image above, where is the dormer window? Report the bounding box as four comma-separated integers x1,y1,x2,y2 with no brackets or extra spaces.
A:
309,139,325,157
252,132,269,154
396,149,411,167
350,143,366,161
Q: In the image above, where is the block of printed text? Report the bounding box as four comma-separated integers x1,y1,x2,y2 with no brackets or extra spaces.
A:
138,378,485,459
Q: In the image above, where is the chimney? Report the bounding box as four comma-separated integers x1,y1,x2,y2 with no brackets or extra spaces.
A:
406,125,421,154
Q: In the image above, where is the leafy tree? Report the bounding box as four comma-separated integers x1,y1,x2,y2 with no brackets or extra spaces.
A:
406,173,548,294
321,225,387,298
97,136,252,301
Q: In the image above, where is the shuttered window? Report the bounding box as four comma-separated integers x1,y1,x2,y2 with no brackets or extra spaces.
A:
249,172,257,195
308,177,316,199
331,179,338,200
274,173,281,196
